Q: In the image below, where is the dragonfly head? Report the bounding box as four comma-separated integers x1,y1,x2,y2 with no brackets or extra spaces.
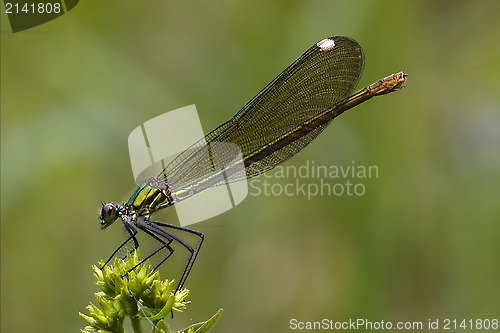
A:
100,202,119,229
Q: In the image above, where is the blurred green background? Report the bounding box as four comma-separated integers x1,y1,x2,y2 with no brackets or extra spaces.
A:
2,0,499,332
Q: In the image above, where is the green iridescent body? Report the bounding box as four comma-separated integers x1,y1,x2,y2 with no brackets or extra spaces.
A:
119,179,174,220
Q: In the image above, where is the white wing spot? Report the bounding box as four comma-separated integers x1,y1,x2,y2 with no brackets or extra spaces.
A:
317,38,335,51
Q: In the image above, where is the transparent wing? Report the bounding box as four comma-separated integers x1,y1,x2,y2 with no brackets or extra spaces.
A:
157,36,364,191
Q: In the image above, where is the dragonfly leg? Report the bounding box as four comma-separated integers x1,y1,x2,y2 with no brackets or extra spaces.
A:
147,221,204,292
101,217,139,269
126,218,176,272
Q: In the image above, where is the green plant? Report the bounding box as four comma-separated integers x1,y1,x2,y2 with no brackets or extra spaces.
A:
80,251,222,333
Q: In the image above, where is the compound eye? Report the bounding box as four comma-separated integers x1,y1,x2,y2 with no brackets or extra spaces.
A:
100,203,118,228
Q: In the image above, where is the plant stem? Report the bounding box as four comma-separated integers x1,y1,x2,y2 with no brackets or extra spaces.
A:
130,314,143,333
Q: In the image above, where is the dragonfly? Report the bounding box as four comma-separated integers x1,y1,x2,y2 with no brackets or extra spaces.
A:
99,36,407,291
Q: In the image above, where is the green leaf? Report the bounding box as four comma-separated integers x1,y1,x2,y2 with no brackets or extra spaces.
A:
155,319,173,333
137,291,174,321
175,309,223,333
